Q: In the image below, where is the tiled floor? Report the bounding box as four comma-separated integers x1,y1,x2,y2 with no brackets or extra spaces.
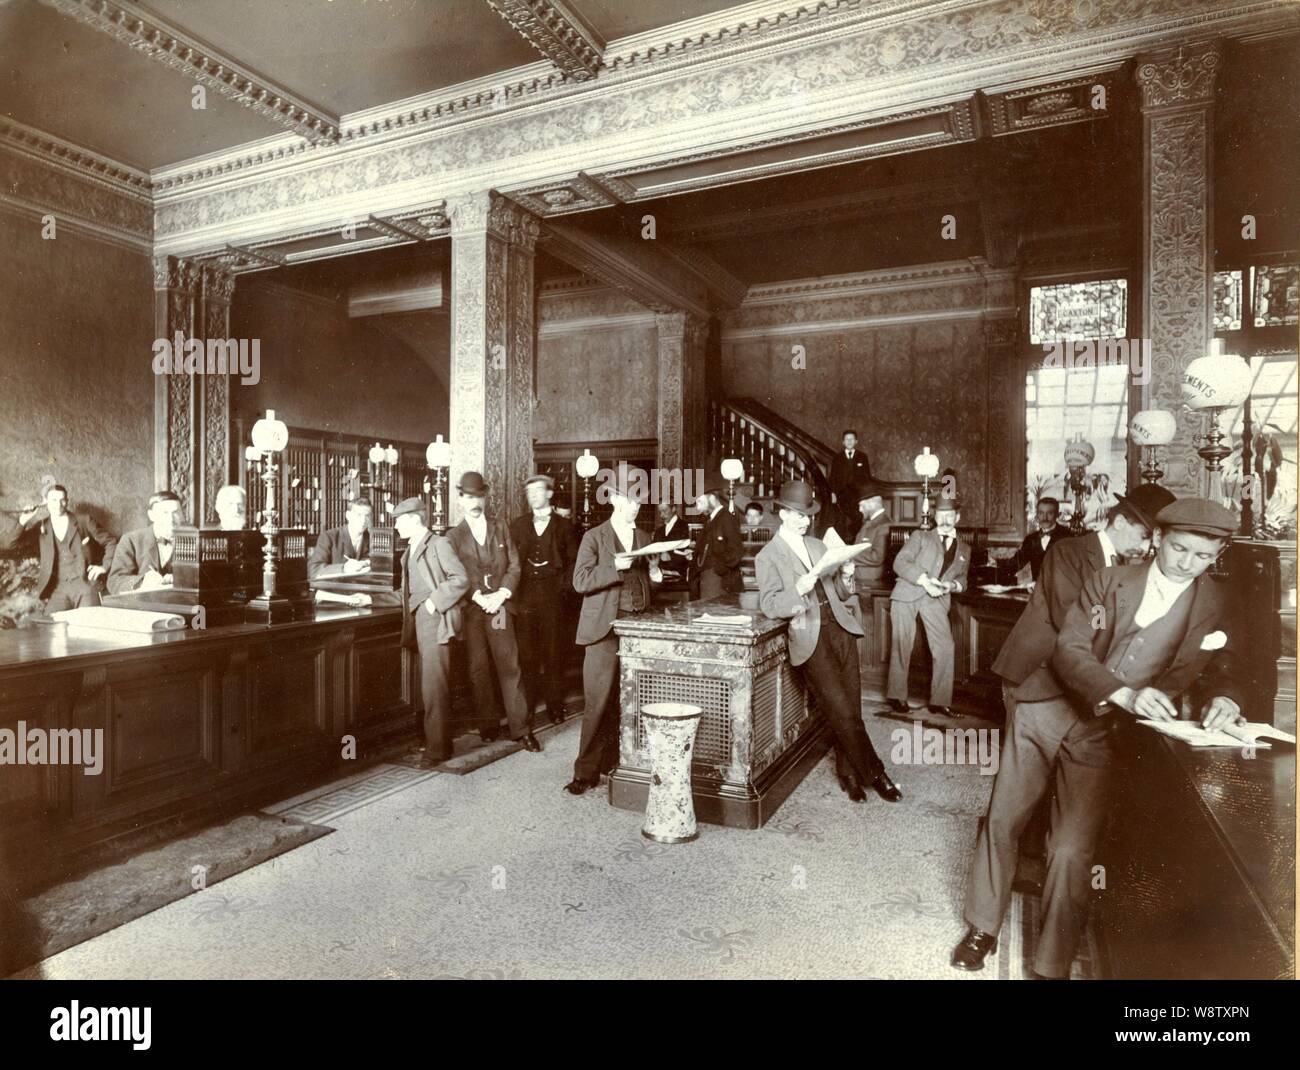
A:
13,708,1090,980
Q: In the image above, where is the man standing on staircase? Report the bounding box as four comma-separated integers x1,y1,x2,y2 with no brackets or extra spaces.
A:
829,429,871,537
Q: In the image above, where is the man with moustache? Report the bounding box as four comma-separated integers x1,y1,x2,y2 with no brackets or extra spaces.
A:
214,485,248,532
2,483,117,610
447,471,540,751
756,480,901,805
107,490,182,594
565,487,662,795
953,497,1243,978
851,482,890,593
885,495,971,718
510,474,578,727
392,497,470,767
693,478,745,601
1015,497,1072,582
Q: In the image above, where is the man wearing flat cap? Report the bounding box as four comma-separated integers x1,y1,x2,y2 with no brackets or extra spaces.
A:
954,494,1244,978
447,471,540,752
392,497,470,767
756,480,901,806
693,476,745,601
885,492,970,718
510,473,578,728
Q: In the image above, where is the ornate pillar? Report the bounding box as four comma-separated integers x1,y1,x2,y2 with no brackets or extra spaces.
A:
983,313,1020,538
153,256,201,521
655,310,710,479
200,264,235,525
1137,41,1222,498
447,190,538,520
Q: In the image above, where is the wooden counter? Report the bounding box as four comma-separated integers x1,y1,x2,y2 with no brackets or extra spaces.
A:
1097,721,1295,979
0,607,415,886
609,594,829,829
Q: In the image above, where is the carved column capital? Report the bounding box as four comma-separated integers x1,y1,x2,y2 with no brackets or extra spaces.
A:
153,254,202,292
202,263,237,306
1136,40,1222,110
448,190,538,246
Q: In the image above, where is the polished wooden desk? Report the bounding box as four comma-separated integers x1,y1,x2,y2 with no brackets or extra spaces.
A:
1098,722,1296,979
0,608,415,886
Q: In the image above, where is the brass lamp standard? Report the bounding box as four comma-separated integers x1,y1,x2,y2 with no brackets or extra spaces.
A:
1130,409,1177,485
246,409,293,623
425,434,452,535
576,449,600,531
721,457,744,513
1183,340,1252,506
913,447,939,530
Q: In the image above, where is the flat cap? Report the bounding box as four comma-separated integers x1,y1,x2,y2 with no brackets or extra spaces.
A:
1155,497,1237,537
523,473,554,489
390,496,427,520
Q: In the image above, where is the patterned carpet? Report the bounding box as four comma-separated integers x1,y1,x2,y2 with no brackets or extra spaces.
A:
11,704,1095,980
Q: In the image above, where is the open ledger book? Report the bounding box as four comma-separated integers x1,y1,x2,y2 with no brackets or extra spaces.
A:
1138,719,1296,749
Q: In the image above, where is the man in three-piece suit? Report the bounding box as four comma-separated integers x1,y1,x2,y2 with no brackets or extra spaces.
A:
851,482,890,592
308,498,372,579
954,497,1244,978
885,496,971,717
1,484,117,610
693,479,745,600
393,496,470,767
828,429,871,536
447,471,539,751
565,487,662,795
756,480,900,805
510,474,579,728
1015,497,1072,581
107,490,182,595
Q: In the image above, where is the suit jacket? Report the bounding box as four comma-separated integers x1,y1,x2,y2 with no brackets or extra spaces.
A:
508,511,577,596
2,508,117,598
307,526,369,579
1015,526,1072,581
1052,563,1244,716
695,507,745,593
400,530,470,647
447,516,521,609
828,450,871,503
853,510,890,587
992,530,1110,686
573,520,651,645
889,529,970,606
756,532,862,667
107,527,171,594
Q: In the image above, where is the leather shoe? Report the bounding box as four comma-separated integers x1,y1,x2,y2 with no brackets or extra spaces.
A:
563,777,599,796
930,705,962,718
836,772,866,803
871,771,902,802
951,926,997,971
548,707,567,726
480,728,501,743
886,699,910,713
519,732,542,753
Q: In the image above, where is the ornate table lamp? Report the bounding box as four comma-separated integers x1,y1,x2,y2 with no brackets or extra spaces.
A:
721,457,744,512
913,447,940,530
576,449,600,531
1063,436,1095,534
1183,339,1252,502
246,409,293,623
425,434,451,534
1129,409,1177,484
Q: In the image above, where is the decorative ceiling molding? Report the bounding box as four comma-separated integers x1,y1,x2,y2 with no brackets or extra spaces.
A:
504,171,625,216
37,0,340,143
981,68,1124,136
739,259,1002,305
484,0,605,80
366,214,430,242
670,179,971,245
656,244,749,310
0,116,152,199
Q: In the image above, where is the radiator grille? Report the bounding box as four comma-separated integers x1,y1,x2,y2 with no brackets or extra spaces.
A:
634,673,731,765
751,667,778,756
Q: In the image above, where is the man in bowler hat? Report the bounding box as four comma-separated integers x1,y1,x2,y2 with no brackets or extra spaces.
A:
393,497,470,767
756,480,901,805
693,475,745,600
447,471,540,751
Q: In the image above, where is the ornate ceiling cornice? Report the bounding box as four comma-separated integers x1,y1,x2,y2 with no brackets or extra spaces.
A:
38,0,340,143
0,116,151,199
740,259,999,305
484,0,605,80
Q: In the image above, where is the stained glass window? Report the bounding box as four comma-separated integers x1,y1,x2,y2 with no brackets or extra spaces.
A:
1253,265,1300,327
1028,278,1127,344
1213,270,1243,331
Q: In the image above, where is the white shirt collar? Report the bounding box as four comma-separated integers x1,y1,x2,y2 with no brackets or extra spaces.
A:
1135,561,1195,627
866,507,885,521
467,514,488,543
708,504,722,520
663,514,678,532
1096,528,1119,566
779,527,813,570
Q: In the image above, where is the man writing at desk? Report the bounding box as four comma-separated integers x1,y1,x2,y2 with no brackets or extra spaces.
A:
953,497,1245,979
309,498,373,579
107,491,182,594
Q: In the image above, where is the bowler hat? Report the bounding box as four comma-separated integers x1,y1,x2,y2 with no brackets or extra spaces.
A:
1155,497,1237,538
855,480,885,503
523,473,554,490
775,480,820,516
701,471,728,498
391,496,426,521
457,470,490,496
1116,483,1177,529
